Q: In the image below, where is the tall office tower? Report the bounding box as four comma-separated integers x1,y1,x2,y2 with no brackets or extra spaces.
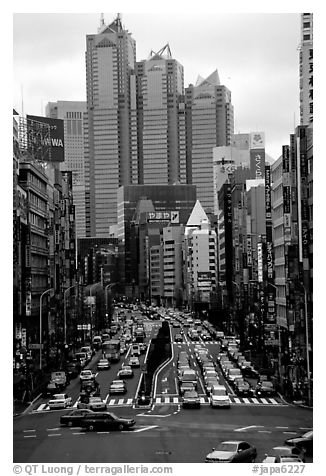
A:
299,13,313,125
84,14,138,236
46,101,87,238
185,71,234,212
136,44,186,184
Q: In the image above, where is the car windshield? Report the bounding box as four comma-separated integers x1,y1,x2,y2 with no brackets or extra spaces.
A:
229,369,241,375
216,443,238,452
212,388,227,396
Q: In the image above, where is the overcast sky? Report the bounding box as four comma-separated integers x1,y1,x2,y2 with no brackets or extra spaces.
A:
13,10,303,160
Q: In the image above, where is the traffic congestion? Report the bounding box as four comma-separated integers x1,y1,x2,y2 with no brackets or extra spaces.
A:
14,303,313,463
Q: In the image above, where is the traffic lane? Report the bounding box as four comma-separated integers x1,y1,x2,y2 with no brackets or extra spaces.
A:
14,404,312,463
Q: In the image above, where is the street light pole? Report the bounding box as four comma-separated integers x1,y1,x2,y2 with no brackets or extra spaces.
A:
39,288,53,371
105,283,116,330
89,282,101,341
64,285,76,345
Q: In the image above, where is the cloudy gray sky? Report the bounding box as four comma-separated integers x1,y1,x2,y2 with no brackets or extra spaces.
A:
13,10,301,160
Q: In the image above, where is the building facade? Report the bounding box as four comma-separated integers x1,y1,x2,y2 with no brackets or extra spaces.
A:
46,101,87,238
84,14,138,235
136,44,186,185
185,71,234,212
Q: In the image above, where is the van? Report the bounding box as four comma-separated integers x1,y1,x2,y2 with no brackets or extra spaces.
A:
92,336,102,350
210,384,231,408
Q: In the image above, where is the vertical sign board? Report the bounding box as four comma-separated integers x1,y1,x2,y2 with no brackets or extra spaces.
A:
265,165,273,279
257,242,263,283
249,132,266,180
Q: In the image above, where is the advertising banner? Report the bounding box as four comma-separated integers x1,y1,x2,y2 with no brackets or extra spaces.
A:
247,236,252,266
265,165,272,219
27,114,65,162
257,242,263,282
147,211,179,223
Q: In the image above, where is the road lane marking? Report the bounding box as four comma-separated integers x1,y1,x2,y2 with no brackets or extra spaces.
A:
37,403,47,411
283,431,298,434
97,431,111,434
72,432,85,435
258,430,271,433
127,398,133,405
24,435,36,438
268,398,278,404
242,398,250,404
155,397,161,403
47,428,60,431
260,398,269,404
48,434,61,437
108,399,116,405
233,397,241,404
23,429,36,433
276,426,289,429
251,398,260,404
133,425,158,433
234,425,263,432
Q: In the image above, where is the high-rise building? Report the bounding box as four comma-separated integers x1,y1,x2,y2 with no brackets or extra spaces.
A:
299,13,313,125
84,14,138,236
185,71,234,212
46,101,87,238
135,44,186,185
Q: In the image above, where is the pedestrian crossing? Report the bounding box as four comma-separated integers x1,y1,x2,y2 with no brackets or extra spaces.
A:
33,394,285,412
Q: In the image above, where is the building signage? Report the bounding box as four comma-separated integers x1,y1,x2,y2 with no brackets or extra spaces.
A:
266,241,273,279
247,236,252,266
147,211,179,223
265,165,271,219
283,186,291,214
21,328,27,347
257,242,263,282
197,272,211,281
249,132,265,149
15,323,22,340
27,115,65,162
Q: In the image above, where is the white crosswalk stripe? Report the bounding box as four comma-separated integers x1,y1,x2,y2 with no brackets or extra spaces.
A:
251,398,260,404
268,398,278,404
260,398,269,404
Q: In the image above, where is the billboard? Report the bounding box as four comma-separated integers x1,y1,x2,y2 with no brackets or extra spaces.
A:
249,132,265,180
147,211,179,223
257,242,263,282
27,115,65,162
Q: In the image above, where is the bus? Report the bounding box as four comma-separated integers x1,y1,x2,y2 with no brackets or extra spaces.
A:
102,339,120,362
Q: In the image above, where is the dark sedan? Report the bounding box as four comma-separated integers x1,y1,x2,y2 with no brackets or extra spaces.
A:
285,430,313,456
255,380,277,397
80,412,135,431
60,409,94,426
205,440,257,463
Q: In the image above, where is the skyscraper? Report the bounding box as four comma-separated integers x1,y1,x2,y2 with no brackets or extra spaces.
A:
136,44,186,184
46,101,87,238
84,14,138,236
186,71,234,212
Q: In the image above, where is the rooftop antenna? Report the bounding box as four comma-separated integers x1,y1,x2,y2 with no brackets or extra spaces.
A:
116,13,122,31
100,13,105,27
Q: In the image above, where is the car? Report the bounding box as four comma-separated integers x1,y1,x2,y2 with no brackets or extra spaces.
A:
92,335,102,350
182,390,201,408
75,352,87,368
128,356,140,367
255,380,277,397
80,379,100,397
210,385,231,408
284,430,313,456
242,365,260,379
79,369,95,383
65,361,80,379
80,412,135,431
175,333,183,342
80,396,107,412
234,378,253,396
204,371,219,384
179,381,195,396
117,365,134,378
60,409,94,426
262,446,305,462
226,368,242,384
222,362,235,375
97,358,110,370
205,440,257,463
139,343,147,353
217,352,228,362
205,378,221,395
80,346,93,361
131,344,141,356
109,379,127,394
263,455,304,463
48,393,73,410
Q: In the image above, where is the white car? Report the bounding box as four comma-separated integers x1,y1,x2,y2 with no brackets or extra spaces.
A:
48,393,72,409
97,358,110,370
80,370,95,382
210,385,231,408
128,357,140,367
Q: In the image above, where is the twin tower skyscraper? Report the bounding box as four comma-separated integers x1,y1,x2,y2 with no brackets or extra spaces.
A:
84,14,234,237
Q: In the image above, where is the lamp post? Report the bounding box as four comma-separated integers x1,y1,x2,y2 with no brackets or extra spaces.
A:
297,281,311,406
39,288,53,371
89,282,101,340
64,285,76,345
